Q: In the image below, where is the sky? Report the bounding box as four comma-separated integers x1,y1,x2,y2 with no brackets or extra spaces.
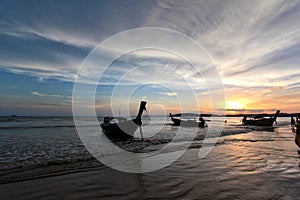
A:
0,0,300,116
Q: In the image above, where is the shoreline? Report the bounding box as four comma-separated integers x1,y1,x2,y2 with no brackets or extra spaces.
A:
0,159,103,184
1,127,300,199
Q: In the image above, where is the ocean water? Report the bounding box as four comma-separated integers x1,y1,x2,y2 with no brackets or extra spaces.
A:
0,116,292,178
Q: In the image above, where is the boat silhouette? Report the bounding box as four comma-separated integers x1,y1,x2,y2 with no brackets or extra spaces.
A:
242,110,280,126
100,101,147,140
169,113,206,127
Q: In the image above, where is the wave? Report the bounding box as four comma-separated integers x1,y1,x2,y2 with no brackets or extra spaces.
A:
0,117,291,184
0,155,95,173
0,157,103,184
0,125,76,129
0,124,103,129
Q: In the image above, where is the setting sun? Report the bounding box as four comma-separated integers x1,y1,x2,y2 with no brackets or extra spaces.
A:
227,100,245,110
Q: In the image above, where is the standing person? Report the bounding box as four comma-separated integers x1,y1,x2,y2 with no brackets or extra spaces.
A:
293,115,300,151
242,116,247,124
291,116,296,128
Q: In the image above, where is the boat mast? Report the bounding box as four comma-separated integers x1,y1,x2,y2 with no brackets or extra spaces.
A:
134,101,147,125
134,101,147,141
169,113,174,121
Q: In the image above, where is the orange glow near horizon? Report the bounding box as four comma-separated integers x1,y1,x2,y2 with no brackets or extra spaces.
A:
95,92,299,116
227,100,245,110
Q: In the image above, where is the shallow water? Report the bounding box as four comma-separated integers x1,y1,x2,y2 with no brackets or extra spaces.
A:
0,116,288,172
0,116,299,199
0,121,299,199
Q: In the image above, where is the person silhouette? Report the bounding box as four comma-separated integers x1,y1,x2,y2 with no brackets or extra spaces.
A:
242,116,247,124
291,116,296,128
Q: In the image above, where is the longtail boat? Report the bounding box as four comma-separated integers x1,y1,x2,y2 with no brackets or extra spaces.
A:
169,113,206,127
101,101,147,140
242,110,280,126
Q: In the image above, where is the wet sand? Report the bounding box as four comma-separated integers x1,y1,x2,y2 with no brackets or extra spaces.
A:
1,128,300,199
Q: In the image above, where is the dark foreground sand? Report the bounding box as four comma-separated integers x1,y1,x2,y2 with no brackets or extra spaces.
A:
1,129,300,199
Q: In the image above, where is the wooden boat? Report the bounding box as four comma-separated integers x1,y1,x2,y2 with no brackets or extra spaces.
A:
100,101,147,140
242,110,280,126
169,113,206,127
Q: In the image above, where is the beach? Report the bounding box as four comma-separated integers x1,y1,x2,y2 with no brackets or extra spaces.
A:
2,1,300,199
0,117,300,199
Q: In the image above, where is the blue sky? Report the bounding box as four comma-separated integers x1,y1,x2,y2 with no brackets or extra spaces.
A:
0,0,300,115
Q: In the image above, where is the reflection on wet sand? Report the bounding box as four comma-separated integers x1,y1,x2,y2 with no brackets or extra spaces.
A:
0,125,300,199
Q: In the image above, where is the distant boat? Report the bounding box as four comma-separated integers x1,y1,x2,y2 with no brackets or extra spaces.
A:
242,110,280,126
100,101,147,140
169,113,206,127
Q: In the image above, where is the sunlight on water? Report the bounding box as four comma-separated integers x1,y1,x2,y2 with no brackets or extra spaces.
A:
0,116,294,171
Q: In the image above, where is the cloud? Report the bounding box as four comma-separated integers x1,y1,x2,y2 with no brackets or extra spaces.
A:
31,91,69,98
157,92,177,96
35,102,69,107
1,0,300,113
1,1,299,87
0,0,159,48
221,108,276,114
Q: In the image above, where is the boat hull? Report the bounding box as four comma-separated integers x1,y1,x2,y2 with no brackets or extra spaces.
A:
242,119,275,126
242,110,280,126
100,101,146,140
172,118,205,127
100,120,138,140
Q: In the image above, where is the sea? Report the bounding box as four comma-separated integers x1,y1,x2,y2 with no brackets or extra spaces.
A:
0,116,293,183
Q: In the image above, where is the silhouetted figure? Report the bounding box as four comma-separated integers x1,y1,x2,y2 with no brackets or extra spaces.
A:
294,115,300,149
291,117,296,128
242,116,247,124
199,117,206,127
199,117,205,123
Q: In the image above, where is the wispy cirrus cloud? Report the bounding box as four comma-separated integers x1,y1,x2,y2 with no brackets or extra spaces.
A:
31,91,70,98
1,0,300,114
157,92,177,96
1,0,299,87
